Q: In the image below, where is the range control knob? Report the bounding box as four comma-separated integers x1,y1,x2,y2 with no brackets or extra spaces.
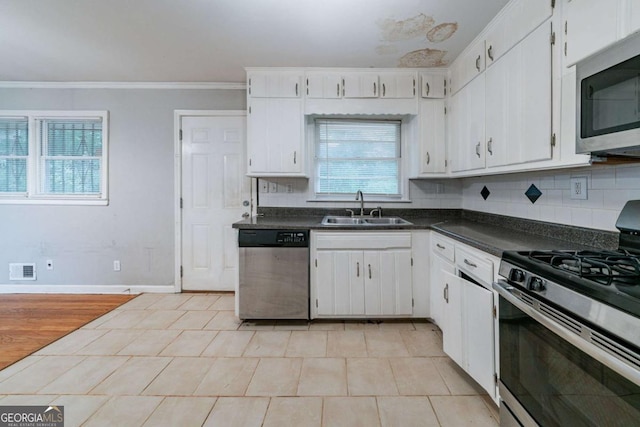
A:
529,277,546,292
509,269,525,283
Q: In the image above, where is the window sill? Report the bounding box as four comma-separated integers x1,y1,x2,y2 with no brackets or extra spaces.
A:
0,198,109,206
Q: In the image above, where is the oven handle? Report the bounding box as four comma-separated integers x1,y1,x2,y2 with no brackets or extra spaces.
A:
493,280,640,387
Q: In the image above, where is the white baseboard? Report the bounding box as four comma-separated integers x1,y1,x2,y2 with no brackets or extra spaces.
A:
0,284,176,294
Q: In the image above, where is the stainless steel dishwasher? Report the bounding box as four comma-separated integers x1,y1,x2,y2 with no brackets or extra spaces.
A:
238,229,309,320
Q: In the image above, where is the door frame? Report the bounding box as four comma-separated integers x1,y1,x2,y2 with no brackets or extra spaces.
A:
173,110,252,293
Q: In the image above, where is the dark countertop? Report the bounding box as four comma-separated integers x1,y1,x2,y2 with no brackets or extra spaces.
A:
233,208,619,258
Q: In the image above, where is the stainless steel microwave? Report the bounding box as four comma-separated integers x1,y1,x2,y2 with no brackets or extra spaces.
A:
576,32,640,157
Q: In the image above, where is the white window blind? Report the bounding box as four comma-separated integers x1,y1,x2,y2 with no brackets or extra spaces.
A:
315,119,401,196
0,117,28,193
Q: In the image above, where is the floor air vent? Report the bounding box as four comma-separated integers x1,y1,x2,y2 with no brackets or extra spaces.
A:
9,263,37,281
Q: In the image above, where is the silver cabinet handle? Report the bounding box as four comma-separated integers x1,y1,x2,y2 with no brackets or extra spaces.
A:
295,83,298,96
487,138,493,155
357,262,360,277
464,259,478,268
444,283,449,303
436,243,445,250
487,45,494,61
293,151,297,164
475,55,481,71
337,83,340,97
306,78,309,95
426,151,430,165
425,82,430,96
368,264,372,279
373,82,377,96
382,83,386,97
475,142,481,158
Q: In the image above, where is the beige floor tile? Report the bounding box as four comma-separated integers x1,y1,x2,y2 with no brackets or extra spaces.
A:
263,397,322,427
308,320,345,331
76,329,145,355
142,396,217,427
90,356,171,395
83,395,163,427
135,310,186,329
274,320,310,330
39,355,128,394
195,357,259,396
243,331,291,357
51,395,110,427
159,330,218,356
177,294,221,310
143,357,216,396
377,396,440,427
205,310,242,331
119,293,165,310
170,310,218,329
95,309,152,329
146,294,194,310
35,329,108,356
433,357,485,395
81,310,121,329
430,395,499,427
344,320,381,330
202,330,255,357
481,394,500,422
210,295,235,310
400,330,447,357
378,320,416,330
117,329,181,356
286,331,327,357
0,356,43,382
412,320,441,331
389,358,450,395
297,358,347,396
326,331,367,357
0,394,57,405
323,396,380,427
203,397,269,427
238,320,276,331
245,358,302,396
364,331,410,357
347,358,398,396
0,355,86,394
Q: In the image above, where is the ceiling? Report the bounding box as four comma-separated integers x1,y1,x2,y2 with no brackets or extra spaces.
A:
0,0,510,83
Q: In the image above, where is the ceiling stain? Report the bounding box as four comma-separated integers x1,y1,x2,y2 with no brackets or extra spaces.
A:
378,13,435,42
398,48,448,68
375,44,399,55
427,23,458,42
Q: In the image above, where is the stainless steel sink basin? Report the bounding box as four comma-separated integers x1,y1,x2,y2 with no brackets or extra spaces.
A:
321,215,412,226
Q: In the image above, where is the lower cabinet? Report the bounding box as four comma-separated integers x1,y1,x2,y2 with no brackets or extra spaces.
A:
311,231,413,318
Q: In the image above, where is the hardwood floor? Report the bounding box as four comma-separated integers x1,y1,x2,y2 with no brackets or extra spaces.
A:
0,294,136,370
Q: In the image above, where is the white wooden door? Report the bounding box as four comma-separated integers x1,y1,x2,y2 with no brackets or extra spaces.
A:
181,115,251,291
315,250,365,316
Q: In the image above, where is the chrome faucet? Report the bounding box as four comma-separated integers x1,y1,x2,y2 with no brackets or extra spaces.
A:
355,190,364,217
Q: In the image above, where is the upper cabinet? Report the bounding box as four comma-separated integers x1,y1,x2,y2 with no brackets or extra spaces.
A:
341,71,416,99
248,72,302,98
420,73,446,99
306,72,342,99
450,39,485,95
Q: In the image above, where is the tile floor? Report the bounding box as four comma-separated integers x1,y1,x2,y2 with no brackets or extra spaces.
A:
0,293,499,426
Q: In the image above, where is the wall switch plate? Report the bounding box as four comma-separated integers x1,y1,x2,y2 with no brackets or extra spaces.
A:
269,182,278,193
46,260,53,270
570,177,588,200
258,179,269,193
113,260,121,271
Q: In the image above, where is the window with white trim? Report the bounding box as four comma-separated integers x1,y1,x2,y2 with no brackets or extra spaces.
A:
0,111,108,204
315,119,401,197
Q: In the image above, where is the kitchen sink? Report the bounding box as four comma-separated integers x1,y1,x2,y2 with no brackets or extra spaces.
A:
321,215,412,226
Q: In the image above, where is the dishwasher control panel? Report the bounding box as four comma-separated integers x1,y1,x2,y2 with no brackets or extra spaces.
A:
239,229,309,247
277,231,307,244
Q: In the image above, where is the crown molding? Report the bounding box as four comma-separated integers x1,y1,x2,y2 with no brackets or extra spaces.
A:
0,81,246,90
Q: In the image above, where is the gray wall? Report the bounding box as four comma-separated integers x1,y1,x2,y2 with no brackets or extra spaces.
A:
0,87,245,291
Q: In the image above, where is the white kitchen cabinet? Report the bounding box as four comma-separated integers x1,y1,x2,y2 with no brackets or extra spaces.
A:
246,97,304,176
379,72,416,98
311,232,413,318
411,231,430,318
342,71,417,99
449,74,486,172
248,71,302,98
628,1,640,36
563,0,620,66
420,73,446,99
306,72,342,99
442,272,464,367
342,72,380,98
430,233,455,326
485,21,553,167
416,99,447,175
450,38,485,95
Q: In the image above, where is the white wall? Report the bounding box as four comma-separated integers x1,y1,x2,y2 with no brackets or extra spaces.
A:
0,87,245,292
461,164,640,231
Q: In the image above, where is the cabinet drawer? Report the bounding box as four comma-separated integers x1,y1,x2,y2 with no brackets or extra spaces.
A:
455,245,493,286
431,233,455,262
314,232,411,250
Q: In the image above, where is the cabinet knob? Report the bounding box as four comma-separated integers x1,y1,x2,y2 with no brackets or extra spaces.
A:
475,55,481,71
487,45,494,61
368,264,372,279
357,262,360,277
373,82,377,96
382,83,386,97
293,151,297,164
426,151,430,165
425,82,430,96
444,283,449,303
436,243,445,250
487,138,493,155
475,142,481,158
337,83,340,97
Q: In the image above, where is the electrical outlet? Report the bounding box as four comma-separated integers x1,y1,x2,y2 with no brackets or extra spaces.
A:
285,184,293,193
113,260,121,271
46,260,53,270
570,177,588,200
269,182,278,193
259,179,269,193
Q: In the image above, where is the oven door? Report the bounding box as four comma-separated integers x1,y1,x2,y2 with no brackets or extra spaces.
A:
495,281,640,427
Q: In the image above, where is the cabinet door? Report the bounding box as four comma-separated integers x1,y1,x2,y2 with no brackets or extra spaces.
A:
249,73,302,98
418,99,446,174
420,73,446,99
306,73,342,99
564,0,619,65
315,250,365,316
379,73,416,98
450,40,485,94
247,98,303,174
464,279,495,397
628,1,640,36
452,75,485,172
364,249,413,316
343,73,379,98
442,271,464,367
430,253,455,327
